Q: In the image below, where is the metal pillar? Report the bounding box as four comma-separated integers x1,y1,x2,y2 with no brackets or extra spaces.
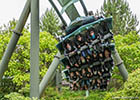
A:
112,49,128,81
49,0,67,27
56,69,62,91
30,0,39,98
39,52,61,98
79,0,88,16
86,90,89,97
0,0,31,80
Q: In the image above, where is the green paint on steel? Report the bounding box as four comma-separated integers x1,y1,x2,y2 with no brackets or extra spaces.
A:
60,0,79,14
56,69,62,91
39,52,61,98
58,0,80,21
112,49,128,81
58,0,69,6
30,0,39,98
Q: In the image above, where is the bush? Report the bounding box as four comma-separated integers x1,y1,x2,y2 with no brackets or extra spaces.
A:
114,31,140,73
104,68,140,100
108,31,140,89
4,92,40,100
0,31,58,95
40,8,61,37
42,87,107,100
4,92,31,100
99,0,139,35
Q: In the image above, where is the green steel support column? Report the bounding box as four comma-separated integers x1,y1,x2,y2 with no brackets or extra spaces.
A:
112,49,128,81
39,52,61,98
56,69,62,91
86,90,89,97
0,0,31,80
79,0,88,16
30,0,39,98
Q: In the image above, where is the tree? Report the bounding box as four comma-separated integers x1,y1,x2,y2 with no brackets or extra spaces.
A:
109,31,140,90
114,31,140,73
0,18,29,34
0,18,17,34
0,31,58,99
99,0,139,35
40,8,61,37
105,68,140,100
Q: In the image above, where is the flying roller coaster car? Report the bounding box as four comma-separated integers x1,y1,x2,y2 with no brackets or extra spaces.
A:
56,16,115,90
56,16,113,52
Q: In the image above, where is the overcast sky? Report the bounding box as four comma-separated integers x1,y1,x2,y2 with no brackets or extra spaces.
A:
0,0,140,28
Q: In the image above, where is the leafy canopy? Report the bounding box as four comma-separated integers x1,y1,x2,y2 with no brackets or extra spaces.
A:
40,8,61,37
0,31,58,94
97,0,139,35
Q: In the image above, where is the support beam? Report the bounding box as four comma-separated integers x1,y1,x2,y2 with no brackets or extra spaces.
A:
79,0,88,16
30,0,39,98
58,0,80,21
112,49,128,81
39,52,61,98
56,69,62,91
0,0,31,80
86,90,89,97
49,0,67,27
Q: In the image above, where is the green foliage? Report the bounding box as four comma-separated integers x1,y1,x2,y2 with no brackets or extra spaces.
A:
4,92,39,100
104,68,140,100
0,77,14,95
4,92,31,100
41,87,106,100
0,16,140,99
99,0,139,35
0,18,16,34
114,31,140,72
109,31,140,89
0,18,29,34
2,87,106,100
40,8,61,37
0,31,58,96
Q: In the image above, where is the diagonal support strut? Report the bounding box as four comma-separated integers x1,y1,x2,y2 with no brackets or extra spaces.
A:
0,0,31,80
39,52,61,98
112,49,128,81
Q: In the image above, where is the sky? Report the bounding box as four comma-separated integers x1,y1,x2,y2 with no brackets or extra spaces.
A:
0,0,140,28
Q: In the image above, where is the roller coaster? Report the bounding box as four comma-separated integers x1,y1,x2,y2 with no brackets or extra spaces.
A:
57,16,114,90
0,0,128,99
52,0,122,91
